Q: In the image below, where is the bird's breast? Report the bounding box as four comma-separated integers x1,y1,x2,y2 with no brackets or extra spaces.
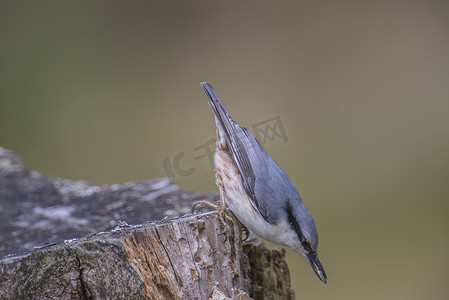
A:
214,149,288,243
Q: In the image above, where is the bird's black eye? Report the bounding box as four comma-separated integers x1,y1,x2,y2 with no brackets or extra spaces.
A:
302,240,313,254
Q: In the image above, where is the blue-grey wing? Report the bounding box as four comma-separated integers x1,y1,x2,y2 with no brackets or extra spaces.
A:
225,124,298,224
201,82,298,224
201,82,261,208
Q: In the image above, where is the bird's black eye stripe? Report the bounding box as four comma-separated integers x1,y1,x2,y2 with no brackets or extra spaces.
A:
286,202,313,254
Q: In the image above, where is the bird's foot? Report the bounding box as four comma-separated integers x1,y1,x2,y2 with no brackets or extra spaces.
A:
218,207,234,226
241,223,250,241
192,200,233,226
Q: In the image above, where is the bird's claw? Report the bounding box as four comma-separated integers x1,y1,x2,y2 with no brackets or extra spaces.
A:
192,200,233,226
218,208,233,226
241,224,250,241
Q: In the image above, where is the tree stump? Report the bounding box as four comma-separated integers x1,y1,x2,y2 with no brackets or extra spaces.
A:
0,147,295,299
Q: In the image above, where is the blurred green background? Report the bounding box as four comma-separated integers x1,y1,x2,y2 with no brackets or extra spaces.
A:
1,1,448,299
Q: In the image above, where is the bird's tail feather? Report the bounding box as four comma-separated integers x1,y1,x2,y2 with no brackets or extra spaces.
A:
200,82,235,144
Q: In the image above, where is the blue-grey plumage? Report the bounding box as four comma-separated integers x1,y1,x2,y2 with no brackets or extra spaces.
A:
201,82,327,283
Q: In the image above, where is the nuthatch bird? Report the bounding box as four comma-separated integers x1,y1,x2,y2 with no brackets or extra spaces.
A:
200,82,327,283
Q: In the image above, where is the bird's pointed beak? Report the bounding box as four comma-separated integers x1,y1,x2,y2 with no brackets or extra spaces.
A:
306,253,327,284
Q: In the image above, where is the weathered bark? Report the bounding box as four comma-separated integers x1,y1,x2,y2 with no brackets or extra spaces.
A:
0,147,295,299
0,147,217,257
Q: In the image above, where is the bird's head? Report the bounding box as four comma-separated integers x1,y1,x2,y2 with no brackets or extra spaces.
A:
285,201,327,284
